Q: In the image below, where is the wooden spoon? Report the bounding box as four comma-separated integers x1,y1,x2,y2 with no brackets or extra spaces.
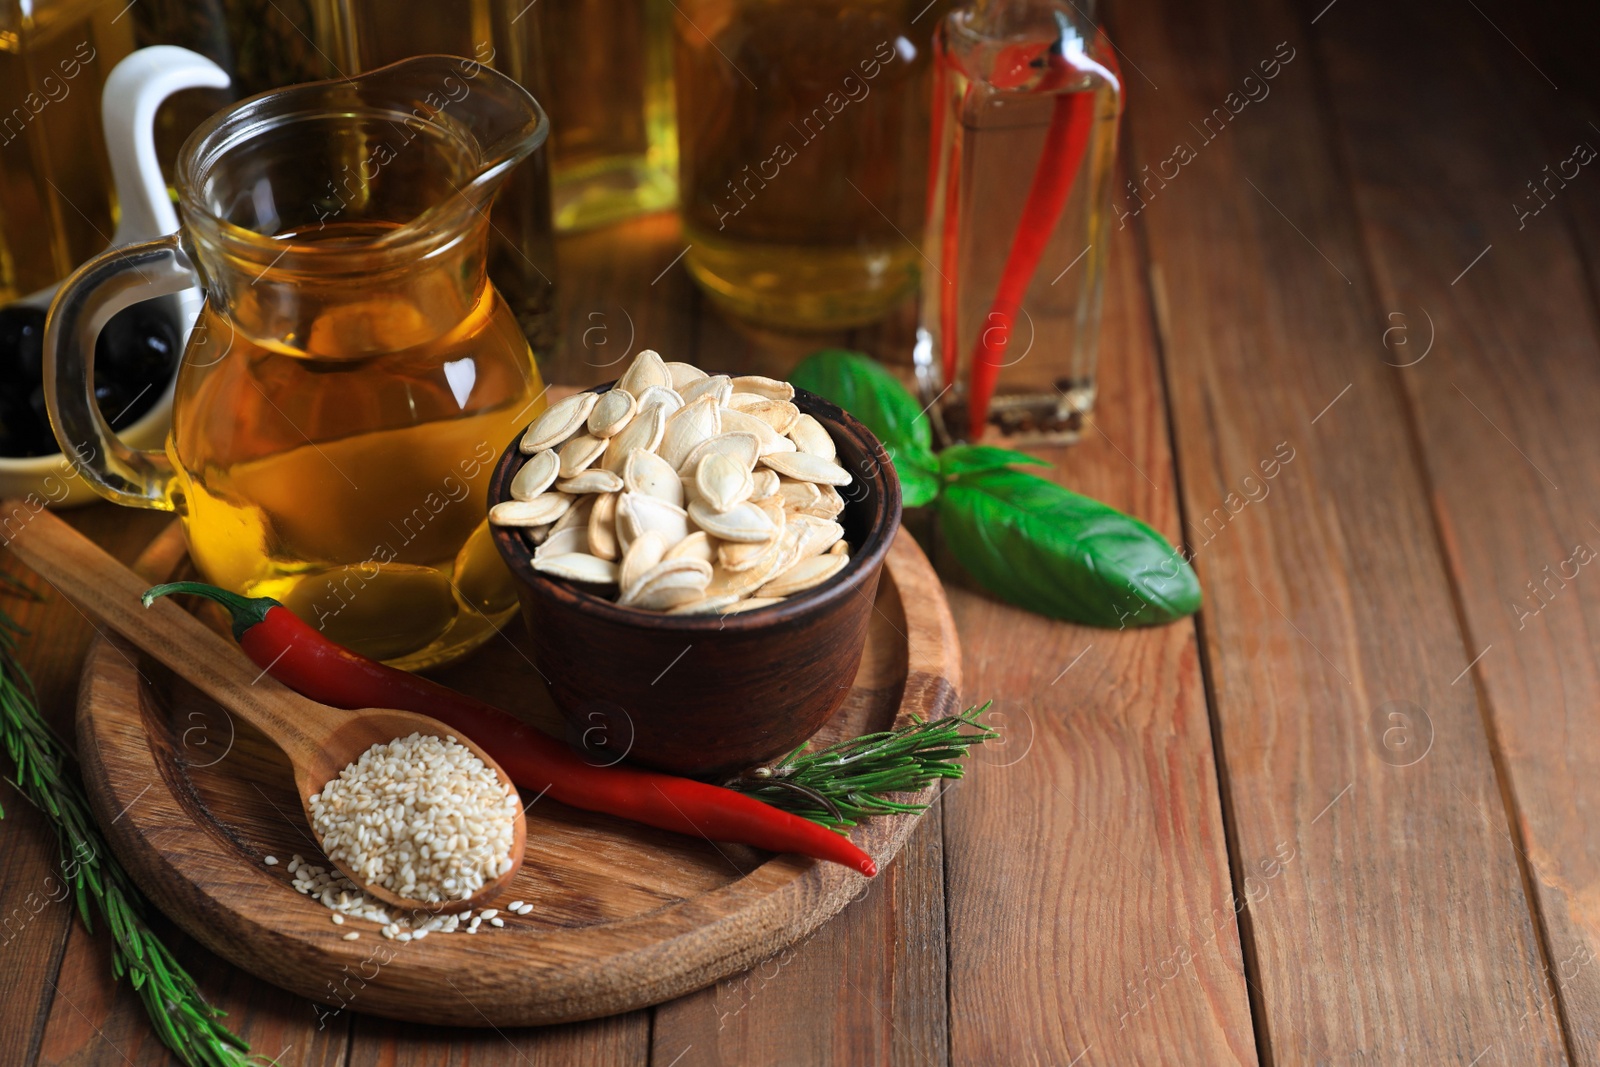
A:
2,504,526,915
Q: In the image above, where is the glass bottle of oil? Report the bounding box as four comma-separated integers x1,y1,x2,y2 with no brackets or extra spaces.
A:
130,0,329,182
673,0,937,329
919,0,1120,445
539,0,677,231
0,0,135,302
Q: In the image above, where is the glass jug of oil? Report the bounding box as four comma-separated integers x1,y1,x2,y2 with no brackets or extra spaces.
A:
43,55,550,669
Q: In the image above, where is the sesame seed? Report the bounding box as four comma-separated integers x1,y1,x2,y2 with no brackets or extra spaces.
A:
264,855,278,865
331,914,344,925
490,917,504,927
307,733,518,906
343,931,360,941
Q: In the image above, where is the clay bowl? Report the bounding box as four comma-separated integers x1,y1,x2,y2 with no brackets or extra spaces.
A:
488,382,902,779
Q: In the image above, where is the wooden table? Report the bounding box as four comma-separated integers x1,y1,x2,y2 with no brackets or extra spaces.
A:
7,0,1600,1061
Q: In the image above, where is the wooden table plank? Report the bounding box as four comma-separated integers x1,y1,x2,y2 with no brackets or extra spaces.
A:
937,213,1256,1060
345,1012,648,1066
1110,0,1566,1059
37,921,349,1067
651,811,948,1067
0,507,168,1064
1314,2,1600,1058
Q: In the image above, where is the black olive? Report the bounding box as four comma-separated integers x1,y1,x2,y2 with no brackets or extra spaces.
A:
0,300,182,456
96,302,181,430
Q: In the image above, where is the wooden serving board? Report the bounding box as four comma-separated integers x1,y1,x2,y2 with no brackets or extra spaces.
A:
74,522,960,1027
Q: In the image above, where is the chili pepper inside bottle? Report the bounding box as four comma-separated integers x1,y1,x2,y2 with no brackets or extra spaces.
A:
918,0,1121,446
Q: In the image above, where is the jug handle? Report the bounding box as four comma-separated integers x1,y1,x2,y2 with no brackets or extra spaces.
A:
42,236,195,510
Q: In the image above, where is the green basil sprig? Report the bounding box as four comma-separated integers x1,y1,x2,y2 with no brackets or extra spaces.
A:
790,350,1201,628
789,349,942,506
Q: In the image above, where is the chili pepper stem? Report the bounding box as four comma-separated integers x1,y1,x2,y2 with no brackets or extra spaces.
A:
144,581,275,640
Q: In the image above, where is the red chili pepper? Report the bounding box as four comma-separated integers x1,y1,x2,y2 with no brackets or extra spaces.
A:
964,38,1102,441
143,582,877,877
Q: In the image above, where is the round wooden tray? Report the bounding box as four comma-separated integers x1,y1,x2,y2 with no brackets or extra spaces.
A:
74,523,960,1026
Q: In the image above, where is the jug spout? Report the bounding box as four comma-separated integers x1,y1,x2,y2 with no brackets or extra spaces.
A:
343,54,549,212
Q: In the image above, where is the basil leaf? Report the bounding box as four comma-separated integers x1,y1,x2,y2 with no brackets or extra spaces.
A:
899,462,942,508
939,444,1051,477
938,468,1200,627
790,348,942,507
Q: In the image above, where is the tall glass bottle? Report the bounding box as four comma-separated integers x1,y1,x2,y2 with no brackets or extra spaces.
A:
540,0,677,231
919,0,1119,445
0,0,136,302
674,0,934,329
132,0,561,358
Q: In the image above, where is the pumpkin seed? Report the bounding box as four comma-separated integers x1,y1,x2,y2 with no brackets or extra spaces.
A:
659,395,722,468
619,531,667,594
705,543,788,598
551,493,596,533
738,398,800,435
754,494,787,529
619,559,712,610
617,349,670,395
730,375,795,402
770,522,807,575
631,579,708,612
666,361,708,389
680,431,761,474
667,593,743,615
695,452,754,513
623,449,683,507
761,451,852,486
526,523,552,545
534,524,588,559
587,388,637,438
808,484,846,518
664,530,716,563
490,493,572,527
718,531,781,573
776,478,823,510
520,392,599,452
588,491,620,560
679,374,732,407
636,385,683,416
721,407,795,456
689,499,776,543
790,514,844,559
786,414,836,460
558,432,608,477
556,469,625,494
750,469,781,500
533,552,618,585
829,540,849,555
510,450,559,500
602,403,665,472
757,552,849,597
620,492,690,547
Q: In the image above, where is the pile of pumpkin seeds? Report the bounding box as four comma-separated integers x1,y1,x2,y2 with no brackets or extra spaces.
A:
490,351,855,614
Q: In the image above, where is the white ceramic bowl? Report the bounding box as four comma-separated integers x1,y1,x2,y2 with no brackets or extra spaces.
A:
0,383,172,507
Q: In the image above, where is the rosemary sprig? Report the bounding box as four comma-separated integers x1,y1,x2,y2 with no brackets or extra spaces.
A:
726,703,998,828
0,601,258,1066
